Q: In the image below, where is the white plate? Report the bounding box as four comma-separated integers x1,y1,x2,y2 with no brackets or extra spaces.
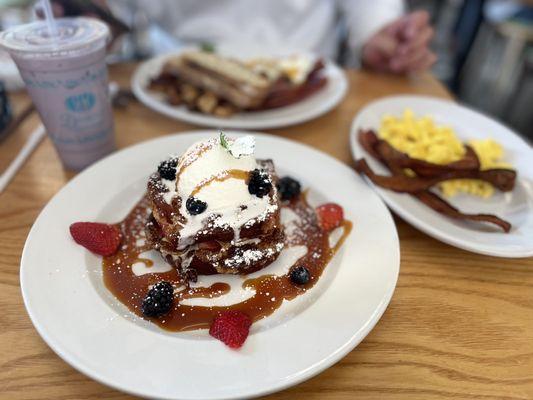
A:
131,51,348,130
21,131,399,400
350,95,533,258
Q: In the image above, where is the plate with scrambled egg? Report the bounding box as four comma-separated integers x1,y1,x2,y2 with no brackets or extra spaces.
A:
350,95,533,258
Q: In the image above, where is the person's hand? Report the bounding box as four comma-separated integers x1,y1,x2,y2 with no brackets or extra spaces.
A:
362,10,436,74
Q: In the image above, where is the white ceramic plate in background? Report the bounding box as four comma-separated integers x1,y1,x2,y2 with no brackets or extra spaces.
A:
21,131,399,400
131,50,348,130
350,95,533,258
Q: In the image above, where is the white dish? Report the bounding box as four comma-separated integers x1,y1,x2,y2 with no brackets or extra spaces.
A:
21,131,399,400
350,95,533,258
131,51,348,130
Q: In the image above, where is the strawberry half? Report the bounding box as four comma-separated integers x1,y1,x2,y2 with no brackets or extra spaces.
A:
209,310,252,349
70,222,121,256
316,203,344,232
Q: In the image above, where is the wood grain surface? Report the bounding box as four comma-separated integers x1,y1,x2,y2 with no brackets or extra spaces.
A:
0,64,532,400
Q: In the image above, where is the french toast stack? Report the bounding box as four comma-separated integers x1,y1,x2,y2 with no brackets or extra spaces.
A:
145,137,284,279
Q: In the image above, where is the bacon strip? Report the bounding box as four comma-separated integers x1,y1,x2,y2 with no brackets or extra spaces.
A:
358,129,382,160
254,61,328,110
361,129,481,176
355,129,514,232
413,191,511,233
354,158,516,193
257,75,327,109
374,140,480,177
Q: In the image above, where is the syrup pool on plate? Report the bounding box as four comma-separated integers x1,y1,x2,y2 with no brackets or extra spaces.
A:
103,192,351,331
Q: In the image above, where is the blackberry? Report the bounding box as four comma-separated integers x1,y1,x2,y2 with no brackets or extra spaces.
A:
289,266,310,285
158,159,177,180
186,197,207,215
141,281,174,317
248,169,272,198
277,176,301,201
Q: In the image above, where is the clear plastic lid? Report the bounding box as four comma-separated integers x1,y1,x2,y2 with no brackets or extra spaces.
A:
0,17,109,57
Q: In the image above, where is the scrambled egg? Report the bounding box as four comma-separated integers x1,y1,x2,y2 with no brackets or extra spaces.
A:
379,109,510,198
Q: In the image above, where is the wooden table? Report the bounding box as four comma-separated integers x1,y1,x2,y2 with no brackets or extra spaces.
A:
1,64,532,400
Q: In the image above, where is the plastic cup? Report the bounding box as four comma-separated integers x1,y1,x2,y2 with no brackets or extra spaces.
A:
0,17,115,170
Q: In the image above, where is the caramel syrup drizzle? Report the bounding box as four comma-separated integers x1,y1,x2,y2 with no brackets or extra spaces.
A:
175,140,215,181
103,194,352,332
189,169,249,197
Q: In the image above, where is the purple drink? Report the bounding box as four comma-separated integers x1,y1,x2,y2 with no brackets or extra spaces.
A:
0,17,115,170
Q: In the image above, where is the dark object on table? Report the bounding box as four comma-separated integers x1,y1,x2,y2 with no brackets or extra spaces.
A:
111,88,136,109
0,81,12,141
0,102,35,143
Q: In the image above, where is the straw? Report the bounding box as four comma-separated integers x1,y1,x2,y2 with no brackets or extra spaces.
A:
41,0,59,38
0,124,46,194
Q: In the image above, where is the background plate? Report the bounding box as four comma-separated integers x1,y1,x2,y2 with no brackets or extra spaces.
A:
350,95,533,258
131,51,348,130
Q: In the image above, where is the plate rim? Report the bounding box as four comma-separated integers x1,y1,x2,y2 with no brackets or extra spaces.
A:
131,52,348,130
349,94,533,258
20,131,400,399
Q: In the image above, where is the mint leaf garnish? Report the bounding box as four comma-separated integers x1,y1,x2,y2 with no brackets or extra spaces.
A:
219,131,255,158
200,42,216,53
220,131,231,151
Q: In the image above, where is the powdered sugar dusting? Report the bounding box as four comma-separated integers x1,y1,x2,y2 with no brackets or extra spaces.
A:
223,241,285,268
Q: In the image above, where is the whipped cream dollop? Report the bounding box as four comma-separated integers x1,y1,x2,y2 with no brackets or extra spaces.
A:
173,135,277,249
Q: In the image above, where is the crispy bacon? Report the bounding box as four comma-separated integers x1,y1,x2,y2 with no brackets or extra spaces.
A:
360,129,481,176
374,140,480,177
413,191,511,233
354,158,516,193
253,60,328,110
358,129,382,160
355,129,514,232
257,75,327,109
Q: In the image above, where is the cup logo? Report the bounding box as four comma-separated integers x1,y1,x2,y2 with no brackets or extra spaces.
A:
65,92,96,112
